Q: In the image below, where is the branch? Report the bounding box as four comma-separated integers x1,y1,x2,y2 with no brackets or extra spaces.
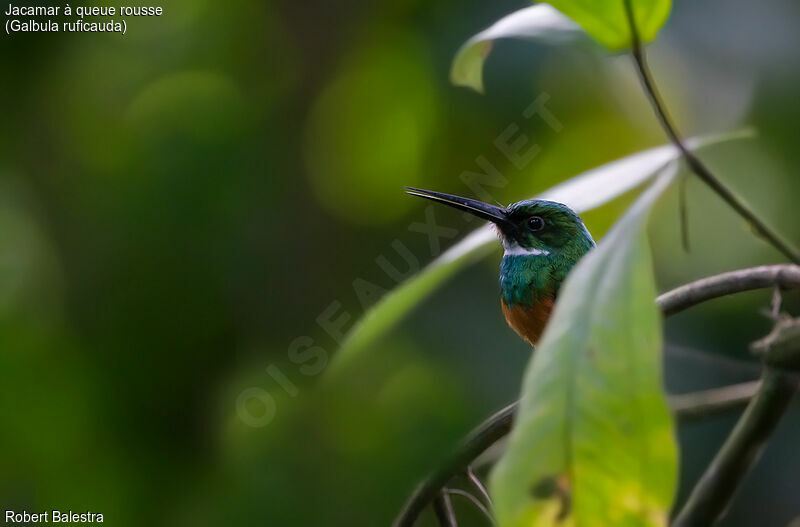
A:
433,491,458,527
393,403,514,527
672,369,798,527
393,383,758,527
657,264,800,316
753,317,800,370
393,264,800,527
674,317,800,526
669,380,761,420
621,0,800,265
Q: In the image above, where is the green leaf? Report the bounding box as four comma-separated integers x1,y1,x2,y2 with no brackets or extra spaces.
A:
450,1,672,92
450,4,583,93
546,0,672,50
490,165,679,527
325,131,751,376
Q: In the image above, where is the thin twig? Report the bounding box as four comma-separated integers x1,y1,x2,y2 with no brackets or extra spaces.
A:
770,285,783,320
433,490,458,527
678,175,691,252
666,343,761,377
672,368,799,527
467,466,493,509
393,264,800,527
621,0,800,265
446,489,495,525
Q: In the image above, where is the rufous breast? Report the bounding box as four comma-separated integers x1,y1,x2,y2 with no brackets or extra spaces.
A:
501,296,555,347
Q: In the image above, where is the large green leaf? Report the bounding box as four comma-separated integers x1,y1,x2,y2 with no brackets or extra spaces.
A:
325,132,749,376
490,165,679,527
546,0,672,50
451,4,584,93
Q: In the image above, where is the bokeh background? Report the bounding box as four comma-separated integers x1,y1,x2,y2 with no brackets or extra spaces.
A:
1,0,799,525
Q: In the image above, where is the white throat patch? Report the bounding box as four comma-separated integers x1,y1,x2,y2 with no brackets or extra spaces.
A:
502,241,551,257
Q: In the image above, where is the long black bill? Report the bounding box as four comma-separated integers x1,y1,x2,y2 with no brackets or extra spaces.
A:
404,187,511,228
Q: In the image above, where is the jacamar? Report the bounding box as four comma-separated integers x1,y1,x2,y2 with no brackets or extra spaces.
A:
406,188,595,346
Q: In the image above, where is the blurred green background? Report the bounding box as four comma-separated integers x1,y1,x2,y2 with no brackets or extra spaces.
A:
1,0,799,525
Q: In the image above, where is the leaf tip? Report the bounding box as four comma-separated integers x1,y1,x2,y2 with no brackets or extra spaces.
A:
449,40,490,94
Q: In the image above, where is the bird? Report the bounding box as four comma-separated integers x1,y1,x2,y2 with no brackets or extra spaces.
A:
406,187,595,347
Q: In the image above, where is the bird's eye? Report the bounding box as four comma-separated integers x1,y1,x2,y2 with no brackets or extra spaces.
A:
527,216,545,232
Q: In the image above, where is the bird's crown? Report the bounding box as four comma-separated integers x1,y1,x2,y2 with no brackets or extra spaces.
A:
501,199,594,254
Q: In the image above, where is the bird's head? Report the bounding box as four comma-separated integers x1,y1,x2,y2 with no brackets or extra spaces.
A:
405,187,595,258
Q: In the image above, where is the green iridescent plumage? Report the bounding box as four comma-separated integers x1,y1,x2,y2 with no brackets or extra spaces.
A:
406,188,595,345
499,200,595,307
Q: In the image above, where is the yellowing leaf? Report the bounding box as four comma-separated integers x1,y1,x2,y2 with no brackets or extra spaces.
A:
490,165,679,527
